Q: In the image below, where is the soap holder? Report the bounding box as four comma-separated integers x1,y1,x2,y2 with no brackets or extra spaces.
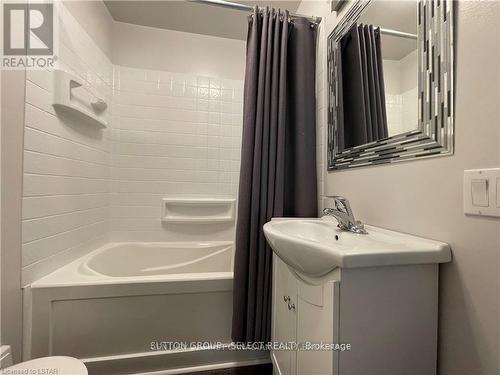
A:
52,69,108,128
161,197,236,224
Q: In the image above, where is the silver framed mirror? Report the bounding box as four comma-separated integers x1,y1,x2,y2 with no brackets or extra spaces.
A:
327,0,454,170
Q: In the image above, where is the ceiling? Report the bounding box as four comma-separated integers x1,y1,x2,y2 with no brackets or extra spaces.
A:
359,0,418,60
104,0,302,41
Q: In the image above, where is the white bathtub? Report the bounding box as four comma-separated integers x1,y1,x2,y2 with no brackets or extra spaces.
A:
77,241,235,280
23,242,269,374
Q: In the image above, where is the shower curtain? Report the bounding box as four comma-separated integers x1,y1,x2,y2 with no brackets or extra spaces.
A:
232,7,317,343
338,23,388,150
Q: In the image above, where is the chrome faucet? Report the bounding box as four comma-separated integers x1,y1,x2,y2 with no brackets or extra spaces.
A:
323,196,368,234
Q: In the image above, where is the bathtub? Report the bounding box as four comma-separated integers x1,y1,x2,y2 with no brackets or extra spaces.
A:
23,242,269,374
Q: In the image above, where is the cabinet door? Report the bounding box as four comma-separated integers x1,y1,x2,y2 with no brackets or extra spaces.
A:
272,255,297,375
296,279,338,375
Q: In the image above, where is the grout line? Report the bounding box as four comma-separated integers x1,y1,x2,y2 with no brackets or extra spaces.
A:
24,172,109,181
22,220,107,246
113,141,235,148
23,205,109,221
26,77,50,93
23,192,110,198
24,149,111,168
22,233,108,271
111,166,238,172
25,124,111,157
113,128,242,136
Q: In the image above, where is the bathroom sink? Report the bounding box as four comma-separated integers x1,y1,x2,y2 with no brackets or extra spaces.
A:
263,218,451,277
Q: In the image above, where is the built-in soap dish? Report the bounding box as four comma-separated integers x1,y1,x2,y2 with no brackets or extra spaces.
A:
161,197,236,224
52,69,108,128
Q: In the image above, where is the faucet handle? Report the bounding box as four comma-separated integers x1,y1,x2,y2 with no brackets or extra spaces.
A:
351,220,368,234
332,196,354,218
322,207,336,215
323,197,368,234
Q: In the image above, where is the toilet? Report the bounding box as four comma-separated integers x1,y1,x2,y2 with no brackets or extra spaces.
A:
4,356,88,374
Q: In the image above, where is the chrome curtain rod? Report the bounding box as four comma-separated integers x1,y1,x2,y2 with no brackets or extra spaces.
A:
187,0,322,24
379,27,417,40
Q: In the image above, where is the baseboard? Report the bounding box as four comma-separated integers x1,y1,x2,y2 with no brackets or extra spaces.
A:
82,346,270,375
132,358,271,375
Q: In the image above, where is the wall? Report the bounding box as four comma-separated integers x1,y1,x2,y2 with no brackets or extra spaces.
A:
1,0,25,362
297,0,500,374
111,24,246,242
1,0,26,361
382,59,404,135
1,63,26,366
399,50,418,131
112,21,246,80
19,3,247,281
3,0,245,362
63,0,114,60
21,2,114,285
1,0,3,347
383,49,418,135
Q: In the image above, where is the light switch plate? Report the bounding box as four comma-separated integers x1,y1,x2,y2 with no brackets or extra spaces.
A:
464,168,500,217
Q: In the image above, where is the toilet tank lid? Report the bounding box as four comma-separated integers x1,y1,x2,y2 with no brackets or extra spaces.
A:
6,356,87,374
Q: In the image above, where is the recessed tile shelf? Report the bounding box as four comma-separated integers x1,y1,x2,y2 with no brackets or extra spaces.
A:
161,197,236,224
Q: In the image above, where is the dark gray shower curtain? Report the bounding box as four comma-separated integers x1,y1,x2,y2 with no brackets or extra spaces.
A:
338,23,388,150
232,8,317,343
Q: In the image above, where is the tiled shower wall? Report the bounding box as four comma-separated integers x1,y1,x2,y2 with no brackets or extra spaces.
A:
110,66,244,242
20,3,245,283
21,3,113,284
383,50,419,136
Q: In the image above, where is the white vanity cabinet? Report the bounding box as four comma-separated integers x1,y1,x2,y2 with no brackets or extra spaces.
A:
272,254,298,375
272,256,338,375
271,254,440,375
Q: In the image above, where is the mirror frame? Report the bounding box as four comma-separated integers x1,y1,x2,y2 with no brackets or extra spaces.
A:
327,0,454,170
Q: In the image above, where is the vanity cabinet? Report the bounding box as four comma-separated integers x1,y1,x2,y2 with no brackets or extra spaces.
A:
272,253,298,375
272,256,338,375
271,255,440,375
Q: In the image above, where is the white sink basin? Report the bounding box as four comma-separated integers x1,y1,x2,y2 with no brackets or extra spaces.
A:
263,218,451,277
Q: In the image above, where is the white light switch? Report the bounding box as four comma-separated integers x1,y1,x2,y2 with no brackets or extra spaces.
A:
471,179,488,207
464,168,500,217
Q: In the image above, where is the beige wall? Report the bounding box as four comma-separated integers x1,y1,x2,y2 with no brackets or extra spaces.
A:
1,0,24,362
63,2,247,80
112,21,246,80
0,0,3,347
1,69,26,363
63,0,114,60
297,0,500,374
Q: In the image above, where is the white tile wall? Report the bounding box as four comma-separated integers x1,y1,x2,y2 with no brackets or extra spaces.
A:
21,3,113,284
111,66,244,242
21,3,245,282
386,88,419,137
383,53,419,136
314,9,328,213
386,93,404,136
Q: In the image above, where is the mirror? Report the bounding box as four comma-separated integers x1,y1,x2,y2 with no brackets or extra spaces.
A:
327,0,454,170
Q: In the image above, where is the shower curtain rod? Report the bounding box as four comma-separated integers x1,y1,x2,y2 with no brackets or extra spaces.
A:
187,0,322,24
379,27,417,40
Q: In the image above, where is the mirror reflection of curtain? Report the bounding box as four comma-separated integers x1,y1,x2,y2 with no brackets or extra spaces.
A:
338,23,388,150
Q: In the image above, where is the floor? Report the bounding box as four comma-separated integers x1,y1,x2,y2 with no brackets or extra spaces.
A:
184,363,273,375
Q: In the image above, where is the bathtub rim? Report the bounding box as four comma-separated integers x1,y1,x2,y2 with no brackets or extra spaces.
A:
29,241,234,289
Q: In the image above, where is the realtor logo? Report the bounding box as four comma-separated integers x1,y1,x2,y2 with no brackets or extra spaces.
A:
2,3,56,68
